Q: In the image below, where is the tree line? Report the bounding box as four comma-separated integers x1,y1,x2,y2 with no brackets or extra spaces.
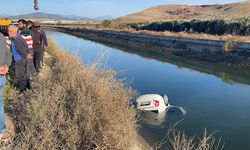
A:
127,18,250,36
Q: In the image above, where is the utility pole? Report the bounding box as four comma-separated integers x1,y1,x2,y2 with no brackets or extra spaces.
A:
34,0,39,10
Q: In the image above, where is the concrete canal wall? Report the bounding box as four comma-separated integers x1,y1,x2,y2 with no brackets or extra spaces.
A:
47,27,250,69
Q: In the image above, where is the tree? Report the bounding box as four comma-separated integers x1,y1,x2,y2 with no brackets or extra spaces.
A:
102,20,112,28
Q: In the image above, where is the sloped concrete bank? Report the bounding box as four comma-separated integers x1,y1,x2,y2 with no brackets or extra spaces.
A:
48,27,250,69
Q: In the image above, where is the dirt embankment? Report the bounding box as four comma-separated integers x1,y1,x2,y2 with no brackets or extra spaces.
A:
1,40,151,150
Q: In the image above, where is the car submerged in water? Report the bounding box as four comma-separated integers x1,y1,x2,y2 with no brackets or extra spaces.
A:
134,94,187,126
136,94,170,113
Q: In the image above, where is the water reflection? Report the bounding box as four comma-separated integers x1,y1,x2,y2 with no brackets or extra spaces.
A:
140,111,168,126
139,107,186,127
47,29,250,86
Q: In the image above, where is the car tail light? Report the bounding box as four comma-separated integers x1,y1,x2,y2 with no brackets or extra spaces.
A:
153,100,159,107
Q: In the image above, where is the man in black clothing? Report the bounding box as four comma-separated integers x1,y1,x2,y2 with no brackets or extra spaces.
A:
32,22,47,72
39,26,48,66
8,25,32,91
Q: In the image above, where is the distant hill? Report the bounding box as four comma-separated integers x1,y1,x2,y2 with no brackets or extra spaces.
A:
94,15,114,20
6,12,113,21
0,14,10,17
9,12,70,20
63,15,90,20
116,1,250,23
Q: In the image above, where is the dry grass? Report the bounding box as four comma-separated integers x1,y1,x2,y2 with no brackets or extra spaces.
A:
168,129,224,150
135,30,250,43
7,40,137,150
75,25,250,43
223,38,239,53
155,121,224,150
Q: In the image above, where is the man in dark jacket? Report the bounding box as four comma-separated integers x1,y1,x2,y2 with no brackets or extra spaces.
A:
8,25,32,91
18,19,31,36
32,22,47,72
39,26,48,66
0,32,12,138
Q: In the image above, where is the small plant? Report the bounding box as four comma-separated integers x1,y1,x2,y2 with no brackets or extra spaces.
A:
102,20,113,28
223,38,238,53
95,24,102,29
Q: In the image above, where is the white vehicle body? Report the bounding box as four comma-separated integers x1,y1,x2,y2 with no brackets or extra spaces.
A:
136,94,169,113
140,110,167,126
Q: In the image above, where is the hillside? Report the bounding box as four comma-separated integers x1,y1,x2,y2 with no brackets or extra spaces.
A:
9,12,70,20
116,1,250,23
95,15,114,20
5,12,113,21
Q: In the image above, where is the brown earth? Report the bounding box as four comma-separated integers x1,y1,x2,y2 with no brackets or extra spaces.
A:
115,1,250,23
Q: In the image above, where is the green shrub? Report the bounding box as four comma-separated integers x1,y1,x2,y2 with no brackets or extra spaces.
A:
102,20,113,28
223,38,238,53
130,19,250,36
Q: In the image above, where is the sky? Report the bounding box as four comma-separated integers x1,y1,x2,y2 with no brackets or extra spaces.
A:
0,0,245,18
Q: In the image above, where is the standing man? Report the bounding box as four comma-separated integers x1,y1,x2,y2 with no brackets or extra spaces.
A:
39,26,48,66
0,32,12,138
18,20,36,82
18,19,33,51
32,22,47,72
18,19,31,36
8,26,31,92
26,20,33,30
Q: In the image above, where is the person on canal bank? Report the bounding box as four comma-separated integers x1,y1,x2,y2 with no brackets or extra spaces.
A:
8,25,32,92
39,26,48,66
18,19,32,36
32,22,47,72
18,19,33,52
26,20,33,30
0,32,12,139
18,20,36,81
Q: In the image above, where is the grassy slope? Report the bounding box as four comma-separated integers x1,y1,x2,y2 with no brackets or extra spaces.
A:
0,38,226,150
2,40,141,150
115,1,250,23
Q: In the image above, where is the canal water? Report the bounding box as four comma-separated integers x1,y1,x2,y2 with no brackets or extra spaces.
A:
47,31,250,150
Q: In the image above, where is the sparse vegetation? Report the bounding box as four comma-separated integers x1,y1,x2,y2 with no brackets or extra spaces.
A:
102,20,113,28
223,38,238,53
168,130,224,150
4,40,138,150
155,121,224,150
115,1,250,23
70,21,250,43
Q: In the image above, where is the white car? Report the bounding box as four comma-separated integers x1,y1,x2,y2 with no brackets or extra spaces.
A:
136,94,169,113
